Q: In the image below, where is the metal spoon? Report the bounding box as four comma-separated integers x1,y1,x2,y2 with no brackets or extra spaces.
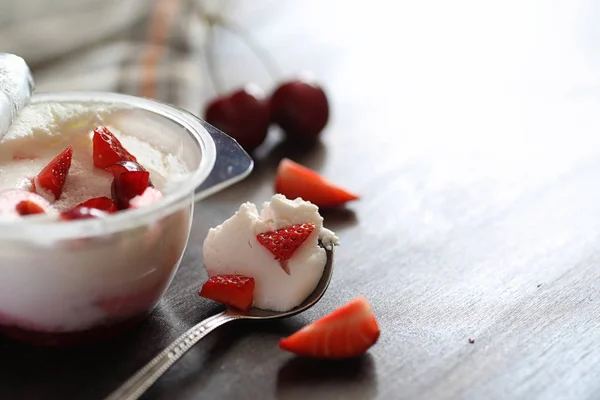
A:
105,246,334,400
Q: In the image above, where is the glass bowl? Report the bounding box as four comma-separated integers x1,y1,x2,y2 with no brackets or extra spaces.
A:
0,91,253,346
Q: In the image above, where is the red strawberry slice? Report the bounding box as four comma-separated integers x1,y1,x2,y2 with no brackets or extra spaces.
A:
75,196,118,213
15,200,47,216
199,274,255,311
111,170,150,210
0,189,52,217
279,296,380,359
256,223,315,275
275,158,359,209
92,126,137,170
32,146,73,200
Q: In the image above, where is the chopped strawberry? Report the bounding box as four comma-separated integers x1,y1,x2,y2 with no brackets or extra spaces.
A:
279,296,380,359
257,223,315,274
129,187,163,209
111,170,150,210
275,158,359,208
60,207,108,221
75,196,118,213
92,126,137,170
15,200,47,216
0,189,52,217
199,274,255,311
32,146,73,200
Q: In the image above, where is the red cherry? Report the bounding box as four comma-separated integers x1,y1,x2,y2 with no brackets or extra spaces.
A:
270,79,330,141
60,207,107,221
204,85,270,153
107,161,154,187
111,170,151,210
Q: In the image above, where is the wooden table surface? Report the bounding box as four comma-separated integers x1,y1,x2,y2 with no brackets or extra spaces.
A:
2,0,600,399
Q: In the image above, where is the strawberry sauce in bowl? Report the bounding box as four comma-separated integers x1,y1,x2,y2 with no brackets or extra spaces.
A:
0,92,253,346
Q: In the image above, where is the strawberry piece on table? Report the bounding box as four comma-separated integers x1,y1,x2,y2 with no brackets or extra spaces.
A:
32,145,73,200
92,126,137,170
75,196,118,213
199,274,255,311
279,296,380,359
257,223,315,275
275,158,359,209
111,170,151,210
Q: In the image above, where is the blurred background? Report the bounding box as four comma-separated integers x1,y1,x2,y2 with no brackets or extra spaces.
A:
0,0,356,117
2,0,600,174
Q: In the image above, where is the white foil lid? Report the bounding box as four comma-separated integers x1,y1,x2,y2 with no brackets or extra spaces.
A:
0,53,34,139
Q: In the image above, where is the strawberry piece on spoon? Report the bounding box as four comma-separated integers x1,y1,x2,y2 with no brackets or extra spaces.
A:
256,223,315,275
199,274,255,311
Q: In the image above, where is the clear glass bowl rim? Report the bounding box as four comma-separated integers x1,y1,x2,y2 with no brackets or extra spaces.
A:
0,91,216,241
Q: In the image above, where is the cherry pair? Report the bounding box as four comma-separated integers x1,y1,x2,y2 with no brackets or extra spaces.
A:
203,78,330,153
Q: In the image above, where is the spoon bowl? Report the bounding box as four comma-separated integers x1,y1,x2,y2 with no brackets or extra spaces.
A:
105,245,334,400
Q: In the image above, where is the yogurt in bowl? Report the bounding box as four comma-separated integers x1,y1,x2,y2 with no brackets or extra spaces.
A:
0,92,253,346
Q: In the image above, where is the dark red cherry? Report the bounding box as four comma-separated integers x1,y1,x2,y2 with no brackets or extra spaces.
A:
60,207,107,221
111,170,151,210
107,161,153,187
270,79,330,141
204,85,270,153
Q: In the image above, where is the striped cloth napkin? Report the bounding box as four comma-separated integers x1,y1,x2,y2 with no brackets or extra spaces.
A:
0,0,223,114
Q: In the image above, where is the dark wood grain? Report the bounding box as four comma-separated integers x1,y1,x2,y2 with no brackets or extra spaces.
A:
3,0,600,399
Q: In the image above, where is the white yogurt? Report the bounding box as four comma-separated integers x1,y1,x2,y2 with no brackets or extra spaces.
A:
0,102,187,211
203,194,340,312
0,101,193,333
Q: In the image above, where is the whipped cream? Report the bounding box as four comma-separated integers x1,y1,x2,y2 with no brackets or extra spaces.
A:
203,194,339,312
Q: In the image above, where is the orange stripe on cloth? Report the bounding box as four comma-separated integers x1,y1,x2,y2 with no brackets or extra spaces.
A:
140,0,180,99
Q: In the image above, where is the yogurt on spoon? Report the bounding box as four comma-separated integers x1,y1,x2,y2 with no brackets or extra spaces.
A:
201,194,340,312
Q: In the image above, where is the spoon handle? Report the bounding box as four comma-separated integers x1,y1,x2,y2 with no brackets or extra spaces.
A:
105,311,238,400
